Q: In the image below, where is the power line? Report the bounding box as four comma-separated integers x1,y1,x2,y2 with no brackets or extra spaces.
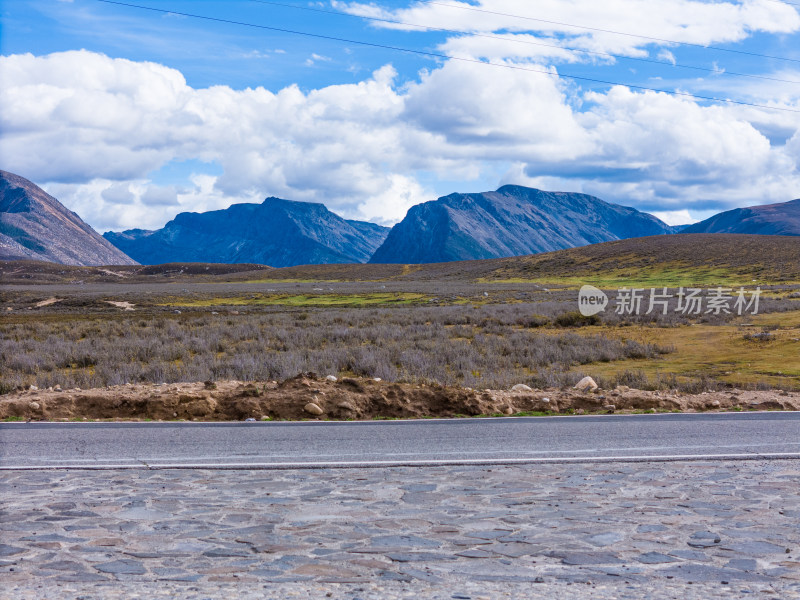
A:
425,1,800,65
250,0,800,86
95,0,800,113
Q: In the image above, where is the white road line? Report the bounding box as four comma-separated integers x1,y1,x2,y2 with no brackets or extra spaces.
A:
3,452,800,470
5,443,799,464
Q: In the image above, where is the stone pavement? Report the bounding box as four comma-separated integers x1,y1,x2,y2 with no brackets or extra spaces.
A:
1,460,799,599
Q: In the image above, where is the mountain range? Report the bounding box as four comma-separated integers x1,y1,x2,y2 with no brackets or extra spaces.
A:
683,198,800,236
103,198,389,267
1,169,798,267
0,170,136,266
369,185,676,264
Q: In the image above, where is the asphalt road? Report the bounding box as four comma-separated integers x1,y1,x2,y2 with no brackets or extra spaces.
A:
1,412,799,469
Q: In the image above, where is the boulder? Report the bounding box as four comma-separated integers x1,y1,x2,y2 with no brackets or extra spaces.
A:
304,402,324,416
325,375,338,382
511,384,533,392
575,376,599,392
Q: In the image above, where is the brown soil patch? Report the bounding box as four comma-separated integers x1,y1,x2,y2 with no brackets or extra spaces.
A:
34,297,63,308
1,376,798,421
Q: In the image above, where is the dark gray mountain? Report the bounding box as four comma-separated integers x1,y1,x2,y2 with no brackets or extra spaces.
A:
683,198,800,236
0,170,136,266
369,185,674,264
104,198,390,267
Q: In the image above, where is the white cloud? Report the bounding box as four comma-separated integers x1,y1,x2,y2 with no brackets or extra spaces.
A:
305,53,332,66
100,182,135,205
356,174,431,224
341,0,800,58
140,185,180,206
651,209,695,226
657,49,677,66
2,48,800,233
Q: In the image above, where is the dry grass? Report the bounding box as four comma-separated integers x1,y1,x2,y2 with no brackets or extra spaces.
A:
0,303,670,392
572,310,800,391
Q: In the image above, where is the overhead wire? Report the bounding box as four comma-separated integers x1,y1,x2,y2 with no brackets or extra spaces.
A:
250,0,800,86
424,0,800,65
95,0,800,113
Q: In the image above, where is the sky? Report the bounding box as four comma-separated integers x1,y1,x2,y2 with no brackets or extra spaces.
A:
1,0,800,232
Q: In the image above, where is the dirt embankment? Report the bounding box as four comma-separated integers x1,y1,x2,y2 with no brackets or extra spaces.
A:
1,375,798,421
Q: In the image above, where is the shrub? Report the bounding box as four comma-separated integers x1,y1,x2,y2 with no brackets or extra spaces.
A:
554,311,601,327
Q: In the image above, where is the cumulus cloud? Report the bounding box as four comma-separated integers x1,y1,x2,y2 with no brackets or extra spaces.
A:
340,0,800,58
1,46,799,232
651,209,695,226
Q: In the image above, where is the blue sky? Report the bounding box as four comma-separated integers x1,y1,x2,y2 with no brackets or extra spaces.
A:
2,0,800,231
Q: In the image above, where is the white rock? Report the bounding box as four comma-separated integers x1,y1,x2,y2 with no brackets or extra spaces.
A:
511,384,533,392
325,375,338,382
373,378,382,382
542,397,551,403
304,402,324,416
29,385,38,391
28,402,40,410
260,415,271,421
574,376,599,392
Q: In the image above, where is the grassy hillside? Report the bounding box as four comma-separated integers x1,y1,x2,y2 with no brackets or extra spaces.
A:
483,234,800,287
243,234,800,287
2,234,798,287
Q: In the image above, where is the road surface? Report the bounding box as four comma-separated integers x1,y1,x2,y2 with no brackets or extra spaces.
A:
2,412,799,469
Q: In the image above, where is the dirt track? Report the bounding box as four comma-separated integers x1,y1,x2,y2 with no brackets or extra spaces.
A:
1,375,798,421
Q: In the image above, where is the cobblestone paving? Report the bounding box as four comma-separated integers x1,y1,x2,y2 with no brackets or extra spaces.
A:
2,461,799,599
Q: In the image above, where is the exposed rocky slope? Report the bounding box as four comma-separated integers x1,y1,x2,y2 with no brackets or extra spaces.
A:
0,171,136,266
370,185,675,264
2,375,796,421
683,198,800,236
104,198,389,267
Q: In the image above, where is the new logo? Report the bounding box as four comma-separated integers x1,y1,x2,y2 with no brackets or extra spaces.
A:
578,285,609,317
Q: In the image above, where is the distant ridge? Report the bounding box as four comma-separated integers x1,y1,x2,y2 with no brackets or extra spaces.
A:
0,170,136,266
370,185,674,264
5,234,798,285
683,198,800,236
104,198,390,267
